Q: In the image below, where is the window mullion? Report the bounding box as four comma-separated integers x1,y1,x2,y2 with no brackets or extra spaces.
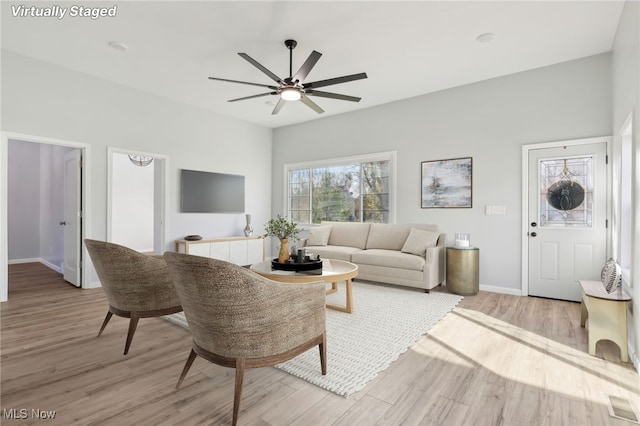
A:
359,163,364,222
308,167,313,224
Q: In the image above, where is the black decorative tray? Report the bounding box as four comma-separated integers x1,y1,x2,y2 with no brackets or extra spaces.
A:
271,258,323,272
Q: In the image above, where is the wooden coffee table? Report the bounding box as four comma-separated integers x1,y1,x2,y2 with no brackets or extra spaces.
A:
250,259,358,313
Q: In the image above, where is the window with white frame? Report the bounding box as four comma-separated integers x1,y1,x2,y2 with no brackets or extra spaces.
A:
286,152,395,224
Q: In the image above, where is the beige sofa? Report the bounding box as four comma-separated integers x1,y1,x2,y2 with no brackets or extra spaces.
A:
299,222,446,291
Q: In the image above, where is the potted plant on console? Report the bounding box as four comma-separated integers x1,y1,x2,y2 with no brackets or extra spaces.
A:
264,215,300,263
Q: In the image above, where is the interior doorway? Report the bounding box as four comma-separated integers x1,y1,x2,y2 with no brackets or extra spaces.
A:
107,148,167,254
62,149,82,286
522,136,610,302
1,132,90,302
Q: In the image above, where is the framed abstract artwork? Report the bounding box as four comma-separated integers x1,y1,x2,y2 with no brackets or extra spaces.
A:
421,157,472,208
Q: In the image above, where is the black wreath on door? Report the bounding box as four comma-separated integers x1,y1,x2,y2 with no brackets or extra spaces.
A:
547,180,585,211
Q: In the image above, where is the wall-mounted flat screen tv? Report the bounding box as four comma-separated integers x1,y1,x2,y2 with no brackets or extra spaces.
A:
181,169,245,213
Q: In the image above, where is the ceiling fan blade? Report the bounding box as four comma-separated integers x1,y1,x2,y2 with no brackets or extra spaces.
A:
293,50,322,83
271,98,286,115
305,90,361,102
303,72,368,89
238,53,283,84
228,92,277,103
300,95,324,114
208,77,278,90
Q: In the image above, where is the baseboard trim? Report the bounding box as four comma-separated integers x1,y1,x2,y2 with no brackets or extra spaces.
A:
8,257,41,265
40,259,62,274
479,284,522,296
84,280,102,289
9,258,62,274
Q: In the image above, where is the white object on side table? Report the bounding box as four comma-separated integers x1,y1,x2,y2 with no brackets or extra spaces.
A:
454,233,470,247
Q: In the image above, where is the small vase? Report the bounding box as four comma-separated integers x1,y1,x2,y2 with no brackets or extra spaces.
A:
278,238,289,263
243,214,253,237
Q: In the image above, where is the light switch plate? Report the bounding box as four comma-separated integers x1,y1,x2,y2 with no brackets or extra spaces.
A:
485,205,506,215
492,205,506,215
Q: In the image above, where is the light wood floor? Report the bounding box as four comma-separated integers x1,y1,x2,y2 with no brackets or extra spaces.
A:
2,262,638,426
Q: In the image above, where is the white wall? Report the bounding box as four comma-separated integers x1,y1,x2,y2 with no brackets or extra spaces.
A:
39,143,75,269
111,152,154,252
2,50,273,288
611,0,640,370
7,140,74,270
273,53,612,294
7,140,41,260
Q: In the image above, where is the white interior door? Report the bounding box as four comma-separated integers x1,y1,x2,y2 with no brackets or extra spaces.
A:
63,149,81,286
527,142,607,301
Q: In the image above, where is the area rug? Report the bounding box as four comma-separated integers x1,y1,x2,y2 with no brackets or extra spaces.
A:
164,281,463,396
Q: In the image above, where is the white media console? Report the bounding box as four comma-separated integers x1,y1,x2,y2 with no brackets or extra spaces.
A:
174,236,265,266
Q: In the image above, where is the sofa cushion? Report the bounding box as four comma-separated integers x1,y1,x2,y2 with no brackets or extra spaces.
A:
323,222,370,249
306,225,332,246
401,228,441,256
351,249,425,271
409,223,440,233
304,245,362,262
365,223,412,250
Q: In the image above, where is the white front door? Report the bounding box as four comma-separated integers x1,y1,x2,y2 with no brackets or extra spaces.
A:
527,141,608,301
63,149,81,286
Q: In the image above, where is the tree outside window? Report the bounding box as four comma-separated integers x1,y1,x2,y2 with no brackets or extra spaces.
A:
288,158,391,224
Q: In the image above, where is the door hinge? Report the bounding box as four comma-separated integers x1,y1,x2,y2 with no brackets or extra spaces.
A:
606,219,609,228
606,155,608,165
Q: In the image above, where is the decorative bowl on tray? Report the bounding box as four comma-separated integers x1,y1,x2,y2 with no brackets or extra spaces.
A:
271,258,323,272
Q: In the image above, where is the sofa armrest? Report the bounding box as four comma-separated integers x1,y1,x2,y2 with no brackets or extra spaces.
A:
424,233,446,287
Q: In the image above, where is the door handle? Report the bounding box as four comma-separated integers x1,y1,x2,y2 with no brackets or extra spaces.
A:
60,221,66,226
530,222,537,227
530,232,537,237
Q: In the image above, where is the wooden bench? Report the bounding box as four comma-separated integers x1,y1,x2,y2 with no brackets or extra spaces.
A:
579,280,631,362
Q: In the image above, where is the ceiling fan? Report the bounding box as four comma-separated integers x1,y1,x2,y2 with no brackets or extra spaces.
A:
208,39,367,115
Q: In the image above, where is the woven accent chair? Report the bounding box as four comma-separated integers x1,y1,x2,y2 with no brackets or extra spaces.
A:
163,252,327,426
84,239,182,355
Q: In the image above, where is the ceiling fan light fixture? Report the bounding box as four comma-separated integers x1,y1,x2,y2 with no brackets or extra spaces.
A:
281,87,301,101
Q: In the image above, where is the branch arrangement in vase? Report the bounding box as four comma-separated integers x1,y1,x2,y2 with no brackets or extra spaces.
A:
263,215,300,263
263,214,300,241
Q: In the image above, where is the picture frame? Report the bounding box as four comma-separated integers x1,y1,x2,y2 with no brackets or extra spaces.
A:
421,157,472,208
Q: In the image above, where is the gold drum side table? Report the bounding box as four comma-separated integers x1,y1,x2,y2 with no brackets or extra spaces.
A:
446,246,479,295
